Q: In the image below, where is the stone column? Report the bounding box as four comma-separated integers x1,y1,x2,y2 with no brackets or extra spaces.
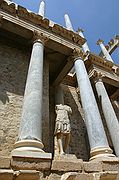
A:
38,0,45,17
12,31,48,153
97,39,114,62
78,28,90,53
94,73,119,157
73,49,114,160
64,14,73,31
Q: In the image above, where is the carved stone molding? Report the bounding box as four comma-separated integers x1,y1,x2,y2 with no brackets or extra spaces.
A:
71,48,88,61
33,30,49,44
115,67,119,76
0,0,85,46
92,70,105,83
88,53,113,71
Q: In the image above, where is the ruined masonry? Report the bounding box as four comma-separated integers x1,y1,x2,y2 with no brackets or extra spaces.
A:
0,0,119,180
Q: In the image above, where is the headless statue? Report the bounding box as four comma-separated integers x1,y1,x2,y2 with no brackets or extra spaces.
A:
54,104,72,155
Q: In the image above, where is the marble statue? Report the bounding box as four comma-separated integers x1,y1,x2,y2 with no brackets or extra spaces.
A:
54,104,72,155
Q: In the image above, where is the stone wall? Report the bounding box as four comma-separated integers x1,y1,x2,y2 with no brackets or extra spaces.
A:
0,41,29,156
62,85,89,160
0,41,50,156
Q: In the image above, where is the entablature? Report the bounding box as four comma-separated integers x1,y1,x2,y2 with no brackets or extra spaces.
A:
0,0,86,53
86,53,119,88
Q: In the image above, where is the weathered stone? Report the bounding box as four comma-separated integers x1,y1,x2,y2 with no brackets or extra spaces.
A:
52,157,83,172
90,157,119,172
0,42,29,157
13,170,40,180
11,152,52,171
61,172,78,180
0,156,11,169
0,169,14,180
48,173,61,180
83,161,102,172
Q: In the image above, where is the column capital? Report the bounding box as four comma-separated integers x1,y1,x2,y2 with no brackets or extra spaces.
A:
97,39,104,45
93,70,105,83
33,30,49,44
77,27,84,33
70,48,88,62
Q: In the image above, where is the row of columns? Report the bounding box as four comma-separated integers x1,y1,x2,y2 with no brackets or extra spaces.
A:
64,15,119,158
73,50,114,159
12,4,119,160
12,31,118,160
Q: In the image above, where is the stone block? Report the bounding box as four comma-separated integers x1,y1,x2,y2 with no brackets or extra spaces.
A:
0,169,14,180
91,157,119,172
52,156,83,172
75,173,94,180
0,156,11,169
61,172,78,180
83,161,102,172
11,151,52,171
13,170,40,180
94,171,118,180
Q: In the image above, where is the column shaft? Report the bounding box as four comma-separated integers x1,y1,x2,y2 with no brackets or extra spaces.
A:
100,43,113,62
14,40,45,152
78,30,90,53
64,14,73,31
74,57,113,159
95,80,119,156
19,41,44,141
38,1,45,17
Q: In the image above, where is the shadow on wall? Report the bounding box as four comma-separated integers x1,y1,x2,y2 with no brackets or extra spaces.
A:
0,40,30,157
0,91,9,104
62,85,90,161
49,86,56,154
0,43,30,97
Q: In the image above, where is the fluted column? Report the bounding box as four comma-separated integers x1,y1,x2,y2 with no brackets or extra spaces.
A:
97,39,114,62
78,28,90,53
94,72,119,157
72,49,114,160
38,0,45,17
12,31,48,154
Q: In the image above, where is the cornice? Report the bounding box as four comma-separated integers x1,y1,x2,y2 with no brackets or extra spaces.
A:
0,0,16,15
112,66,119,76
88,53,113,71
0,0,86,46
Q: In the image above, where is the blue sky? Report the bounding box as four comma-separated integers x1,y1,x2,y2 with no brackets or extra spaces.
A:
13,0,119,64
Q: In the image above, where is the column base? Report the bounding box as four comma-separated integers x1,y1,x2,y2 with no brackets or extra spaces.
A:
90,147,115,161
11,139,44,156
